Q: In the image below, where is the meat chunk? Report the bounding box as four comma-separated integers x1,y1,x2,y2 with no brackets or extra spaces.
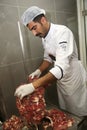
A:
3,115,24,130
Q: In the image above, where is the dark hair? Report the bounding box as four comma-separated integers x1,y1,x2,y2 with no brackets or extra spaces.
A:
33,14,46,23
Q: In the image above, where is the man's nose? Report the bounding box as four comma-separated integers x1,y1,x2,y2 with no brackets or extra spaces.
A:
32,30,37,36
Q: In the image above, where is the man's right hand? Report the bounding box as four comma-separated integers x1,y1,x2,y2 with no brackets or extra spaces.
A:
14,83,35,99
29,69,41,79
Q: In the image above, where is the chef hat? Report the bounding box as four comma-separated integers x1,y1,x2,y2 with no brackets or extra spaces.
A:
21,6,46,26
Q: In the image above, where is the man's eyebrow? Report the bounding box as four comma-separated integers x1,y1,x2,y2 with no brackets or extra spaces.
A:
30,25,36,31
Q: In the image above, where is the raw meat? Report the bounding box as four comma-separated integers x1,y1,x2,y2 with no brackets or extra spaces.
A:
16,84,46,124
3,115,24,130
3,77,74,130
41,109,74,130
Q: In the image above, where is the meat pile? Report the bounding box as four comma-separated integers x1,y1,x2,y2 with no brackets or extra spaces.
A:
3,115,24,130
16,86,46,125
3,78,74,130
41,109,74,130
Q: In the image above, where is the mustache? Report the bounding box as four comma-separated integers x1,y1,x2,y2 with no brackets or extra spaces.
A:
36,33,42,37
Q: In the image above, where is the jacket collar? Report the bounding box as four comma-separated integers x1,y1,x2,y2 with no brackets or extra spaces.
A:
42,23,54,41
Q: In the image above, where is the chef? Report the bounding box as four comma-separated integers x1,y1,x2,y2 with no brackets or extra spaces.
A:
15,6,87,117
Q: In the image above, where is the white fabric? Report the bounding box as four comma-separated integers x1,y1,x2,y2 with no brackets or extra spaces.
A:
29,69,41,79
42,23,87,116
57,60,87,116
21,6,46,26
14,83,35,99
49,66,62,80
42,23,78,79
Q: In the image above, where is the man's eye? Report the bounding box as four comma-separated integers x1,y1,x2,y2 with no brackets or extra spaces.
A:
33,26,37,30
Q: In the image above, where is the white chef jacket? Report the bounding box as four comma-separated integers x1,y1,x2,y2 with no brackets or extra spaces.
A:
42,23,87,116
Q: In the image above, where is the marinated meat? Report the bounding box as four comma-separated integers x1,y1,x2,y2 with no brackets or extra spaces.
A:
16,86,46,124
3,115,24,130
3,77,74,130
41,109,74,130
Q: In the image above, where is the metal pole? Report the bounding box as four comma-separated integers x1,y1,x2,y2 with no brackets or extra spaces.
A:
17,21,28,76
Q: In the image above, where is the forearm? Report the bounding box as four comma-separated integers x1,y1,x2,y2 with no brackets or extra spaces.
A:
38,60,51,72
32,72,57,89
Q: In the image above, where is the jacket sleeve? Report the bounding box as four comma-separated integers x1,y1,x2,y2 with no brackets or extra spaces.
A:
49,28,76,80
43,50,53,63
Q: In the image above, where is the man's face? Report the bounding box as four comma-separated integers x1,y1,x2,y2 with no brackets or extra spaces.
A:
27,18,48,38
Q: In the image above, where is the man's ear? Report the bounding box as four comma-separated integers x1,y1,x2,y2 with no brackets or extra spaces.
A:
41,17,46,24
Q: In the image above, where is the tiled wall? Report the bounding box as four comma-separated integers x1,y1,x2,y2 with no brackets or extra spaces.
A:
0,0,78,119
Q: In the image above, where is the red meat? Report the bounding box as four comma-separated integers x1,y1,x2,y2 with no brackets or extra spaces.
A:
16,86,46,124
42,109,74,130
16,77,74,129
3,115,24,130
